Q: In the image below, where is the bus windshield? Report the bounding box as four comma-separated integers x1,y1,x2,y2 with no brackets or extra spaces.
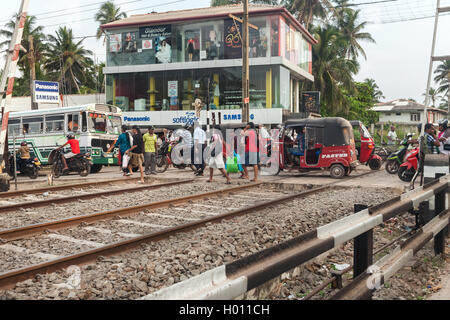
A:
87,112,120,135
107,116,121,135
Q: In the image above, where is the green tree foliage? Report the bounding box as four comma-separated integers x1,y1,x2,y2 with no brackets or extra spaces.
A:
95,1,127,41
340,82,379,125
44,27,94,94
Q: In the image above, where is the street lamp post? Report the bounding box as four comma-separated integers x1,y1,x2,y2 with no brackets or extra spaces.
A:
242,0,250,123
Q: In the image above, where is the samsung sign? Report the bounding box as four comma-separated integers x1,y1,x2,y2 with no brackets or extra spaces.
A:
33,80,60,104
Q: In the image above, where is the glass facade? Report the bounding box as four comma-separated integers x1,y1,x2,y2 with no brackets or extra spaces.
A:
106,14,312,72
104,12,313,113
106,65,291,111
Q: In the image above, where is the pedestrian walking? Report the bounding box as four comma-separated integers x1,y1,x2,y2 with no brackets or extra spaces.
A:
193,121,206,176
207,126,231,184
143,126,158,175
241,122,259,182
106,125,133,176
128,126,145,183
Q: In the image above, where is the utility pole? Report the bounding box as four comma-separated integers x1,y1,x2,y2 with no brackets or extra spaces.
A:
28,35,38,110
0,0,30,175
242,0,250,123
412,0,450,189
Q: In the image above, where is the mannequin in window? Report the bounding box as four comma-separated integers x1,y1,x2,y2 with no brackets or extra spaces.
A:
187,38,195,61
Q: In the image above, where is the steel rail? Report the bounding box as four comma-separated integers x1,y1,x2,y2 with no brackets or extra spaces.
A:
0,176,145,199
0,179,194,213
0,182,263,241
0,183,332,289
142,176,450,300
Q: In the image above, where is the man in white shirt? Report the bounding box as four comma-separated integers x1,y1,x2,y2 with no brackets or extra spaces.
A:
387,126,397,145
193,121,207,176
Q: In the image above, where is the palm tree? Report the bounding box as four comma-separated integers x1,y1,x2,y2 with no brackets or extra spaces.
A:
0,15,47,95
286,0,335,30
309,25,358,114
434,60,450,98
44,27,94,94
336,8,375,60
364,78,384,101
95,1,127,41
422,87,441,107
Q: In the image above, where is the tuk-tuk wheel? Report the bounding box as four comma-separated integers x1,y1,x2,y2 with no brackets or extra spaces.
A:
330,164,346,179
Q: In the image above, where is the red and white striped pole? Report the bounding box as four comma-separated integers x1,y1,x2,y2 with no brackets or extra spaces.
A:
0,0,29,171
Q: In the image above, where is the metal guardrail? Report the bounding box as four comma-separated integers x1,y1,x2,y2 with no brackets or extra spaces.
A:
142,175,450,300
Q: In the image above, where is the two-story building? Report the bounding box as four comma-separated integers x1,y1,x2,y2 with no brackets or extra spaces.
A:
373,99,448,126
100,4,316,127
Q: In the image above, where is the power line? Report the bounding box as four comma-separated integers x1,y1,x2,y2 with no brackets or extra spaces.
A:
41,0,189,29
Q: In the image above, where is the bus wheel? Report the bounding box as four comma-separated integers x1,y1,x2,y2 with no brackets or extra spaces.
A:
90,164,103,174
330,164,346,179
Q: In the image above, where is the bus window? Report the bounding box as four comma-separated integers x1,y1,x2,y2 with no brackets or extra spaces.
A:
67,114,80,132
45,115,64,133
22,117,43,135
82,112,87,132
7,119,21,136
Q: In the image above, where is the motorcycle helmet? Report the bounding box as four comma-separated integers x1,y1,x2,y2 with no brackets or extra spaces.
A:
67,134,75,140
438,119,448,130
20,141,27,146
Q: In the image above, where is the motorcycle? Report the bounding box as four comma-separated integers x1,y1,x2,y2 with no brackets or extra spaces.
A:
385,134,414,174
397,146,419,182
155,140,196,173
48,149,92,178
8,155,40,179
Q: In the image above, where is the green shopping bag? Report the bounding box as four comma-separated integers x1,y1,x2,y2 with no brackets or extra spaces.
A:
225,156,239,173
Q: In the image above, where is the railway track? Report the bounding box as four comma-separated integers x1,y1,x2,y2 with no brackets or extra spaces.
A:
0,170,381,291
0,176,148,199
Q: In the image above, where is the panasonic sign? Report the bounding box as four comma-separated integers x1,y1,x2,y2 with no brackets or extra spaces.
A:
33,80,60,104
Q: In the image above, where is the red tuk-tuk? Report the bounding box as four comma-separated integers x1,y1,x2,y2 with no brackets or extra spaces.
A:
278,118,358,178
350,121,382,170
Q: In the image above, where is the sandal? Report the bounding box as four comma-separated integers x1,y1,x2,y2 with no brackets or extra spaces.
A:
206,180,212,183
225,181,232,185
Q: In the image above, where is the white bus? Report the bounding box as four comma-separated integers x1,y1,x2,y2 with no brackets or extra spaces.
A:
7,104,122,173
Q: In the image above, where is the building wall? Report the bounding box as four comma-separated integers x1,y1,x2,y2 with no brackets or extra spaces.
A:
9,94,106,113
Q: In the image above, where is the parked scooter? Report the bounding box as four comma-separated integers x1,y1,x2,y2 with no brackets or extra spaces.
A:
385,133,414,174
397,146,419,182
8,155,40,179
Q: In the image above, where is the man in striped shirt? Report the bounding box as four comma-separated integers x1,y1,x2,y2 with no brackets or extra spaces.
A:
424,123,444,154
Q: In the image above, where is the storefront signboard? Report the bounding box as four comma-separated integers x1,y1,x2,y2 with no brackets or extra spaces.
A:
122,109,283,126
224,18,242,59
301,91,320,114
139,25,172,39
168,81,178,97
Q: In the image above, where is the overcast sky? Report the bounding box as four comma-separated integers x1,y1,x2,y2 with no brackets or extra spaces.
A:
1,0,449,105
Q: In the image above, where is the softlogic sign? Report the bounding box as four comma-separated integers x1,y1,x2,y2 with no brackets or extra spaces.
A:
33,80,59,104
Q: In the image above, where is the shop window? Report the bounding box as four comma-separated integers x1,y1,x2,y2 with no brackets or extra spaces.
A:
45,115,64,133
185,29,200,62
270,16,279,57
22,117,44,135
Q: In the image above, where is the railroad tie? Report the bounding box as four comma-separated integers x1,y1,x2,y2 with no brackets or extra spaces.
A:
82,226,142,238
46,234,104,248
0,243,59,260
115,219,169,229
149,213,198,222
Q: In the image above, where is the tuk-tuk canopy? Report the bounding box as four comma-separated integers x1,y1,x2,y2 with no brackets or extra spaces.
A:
284,117,354,147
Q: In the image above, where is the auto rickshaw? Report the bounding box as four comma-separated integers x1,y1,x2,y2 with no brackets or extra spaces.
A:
279,118,358,178
350,121,382,170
